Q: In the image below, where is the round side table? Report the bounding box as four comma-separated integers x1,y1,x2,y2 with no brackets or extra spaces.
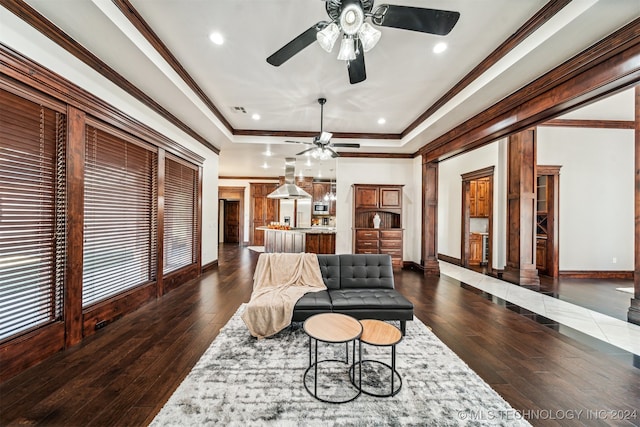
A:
303,313,362,404
351,319,403,397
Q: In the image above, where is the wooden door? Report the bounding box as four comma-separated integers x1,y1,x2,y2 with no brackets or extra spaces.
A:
223,200,240,243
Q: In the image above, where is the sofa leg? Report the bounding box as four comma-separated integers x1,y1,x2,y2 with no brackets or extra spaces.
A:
400,321,406,336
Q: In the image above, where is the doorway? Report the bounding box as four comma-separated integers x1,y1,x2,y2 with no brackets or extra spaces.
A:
536,166,561,278
461,167,494,272
218,186,245,246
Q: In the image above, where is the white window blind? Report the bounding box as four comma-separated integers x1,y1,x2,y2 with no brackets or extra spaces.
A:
163,157,197,274
0,89,65,341
83,125,157,307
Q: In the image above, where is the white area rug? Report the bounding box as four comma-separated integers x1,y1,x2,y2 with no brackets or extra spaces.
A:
616,287,634,294
151,306,530,426
247,246,265,253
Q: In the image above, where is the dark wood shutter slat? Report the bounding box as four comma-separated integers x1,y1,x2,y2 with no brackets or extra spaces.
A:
163,158,196,274
0,89,63,342
82,125,157,307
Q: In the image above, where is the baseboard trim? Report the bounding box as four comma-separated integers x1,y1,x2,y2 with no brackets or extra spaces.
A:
201,260,218,273
403,261,424,271
559,270,633,280
437,253,461,266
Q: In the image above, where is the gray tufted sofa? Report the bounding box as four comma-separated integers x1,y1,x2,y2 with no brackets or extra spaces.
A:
292,254,414,334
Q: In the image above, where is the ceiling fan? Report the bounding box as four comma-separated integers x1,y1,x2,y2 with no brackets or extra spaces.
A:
285,98,360,159
266,0,460,84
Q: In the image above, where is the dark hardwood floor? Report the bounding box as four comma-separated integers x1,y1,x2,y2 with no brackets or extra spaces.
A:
1,244,639,426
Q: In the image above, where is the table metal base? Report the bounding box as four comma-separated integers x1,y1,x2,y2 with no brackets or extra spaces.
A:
304,336,362,404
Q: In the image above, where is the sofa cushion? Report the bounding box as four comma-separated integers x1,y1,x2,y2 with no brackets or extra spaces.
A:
294,290,332,310
329,289,413,310
292,290,333,322
317,254,340,290
338,254,394,289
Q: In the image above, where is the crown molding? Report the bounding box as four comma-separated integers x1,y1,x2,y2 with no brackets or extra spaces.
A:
0,0,220,154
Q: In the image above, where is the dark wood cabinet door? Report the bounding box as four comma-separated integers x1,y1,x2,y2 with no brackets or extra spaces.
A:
250,183,278,246
312,183,327,203
380,187,401,208
469,180,477,217
355,186,378,208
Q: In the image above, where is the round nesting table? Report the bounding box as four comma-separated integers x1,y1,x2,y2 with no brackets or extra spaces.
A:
351,319,403,397
303,313,362,404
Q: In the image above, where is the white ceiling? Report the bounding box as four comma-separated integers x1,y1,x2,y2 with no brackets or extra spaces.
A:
17,0,640,178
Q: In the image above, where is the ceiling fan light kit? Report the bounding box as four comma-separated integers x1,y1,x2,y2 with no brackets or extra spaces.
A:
266,0,459,84
285,98,361,159
337,36,357,61
317,22,340,52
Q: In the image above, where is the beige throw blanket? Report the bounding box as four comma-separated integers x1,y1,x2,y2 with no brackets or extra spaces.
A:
241,253,326,339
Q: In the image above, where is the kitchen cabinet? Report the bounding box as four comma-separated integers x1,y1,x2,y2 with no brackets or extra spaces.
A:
305,232,336,254
536,238,547,271
312,182,336,215
249,183,279,246
470,178,490,218
352,184,403,267
469,233,483,266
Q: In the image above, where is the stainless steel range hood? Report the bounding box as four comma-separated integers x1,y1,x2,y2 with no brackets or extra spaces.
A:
267,158,312,199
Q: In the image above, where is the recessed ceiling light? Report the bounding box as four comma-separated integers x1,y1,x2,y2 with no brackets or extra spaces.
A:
263,149,272,156
209,32,224,45
305,159,312,167
377,118,386,125
261,162,269,169
433,42,447,54
252,113,261,121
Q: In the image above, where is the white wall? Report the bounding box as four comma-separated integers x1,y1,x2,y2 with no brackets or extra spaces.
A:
537,126,634,270
1,8,221,264
335,157,419,262
438,141,506,269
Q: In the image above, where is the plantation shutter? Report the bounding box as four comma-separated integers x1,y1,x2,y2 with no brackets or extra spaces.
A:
163,157,197,274
0,89,65,341
83,125,157,307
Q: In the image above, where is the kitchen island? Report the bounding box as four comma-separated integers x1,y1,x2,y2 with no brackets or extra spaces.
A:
257,227,336,254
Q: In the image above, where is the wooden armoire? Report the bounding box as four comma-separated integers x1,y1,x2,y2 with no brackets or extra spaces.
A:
352,184,404,267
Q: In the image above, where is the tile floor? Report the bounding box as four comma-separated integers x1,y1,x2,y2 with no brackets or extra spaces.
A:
439,261,640,356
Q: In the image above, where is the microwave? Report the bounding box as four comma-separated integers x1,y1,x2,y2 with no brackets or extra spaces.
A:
313,203,329,215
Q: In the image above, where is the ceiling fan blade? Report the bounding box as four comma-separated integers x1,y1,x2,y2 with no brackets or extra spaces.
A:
266,22,327,66
285,140,312,145
332,143,360,148
374,5,460,36
348,40,366,84
327,147,340,158
318,131,333,144
296,147,317,156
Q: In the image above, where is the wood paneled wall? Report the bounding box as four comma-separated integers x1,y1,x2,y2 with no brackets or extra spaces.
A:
0,47,204,381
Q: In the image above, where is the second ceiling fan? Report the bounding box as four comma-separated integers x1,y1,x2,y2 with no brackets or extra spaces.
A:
286,98,360,159
267,0,460,84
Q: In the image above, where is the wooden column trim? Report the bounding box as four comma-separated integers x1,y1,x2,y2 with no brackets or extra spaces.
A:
422,158,440,276
503,129,540,289
156,149,165,298
196,165,203,273
629,85,640,325
64,106,85,347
